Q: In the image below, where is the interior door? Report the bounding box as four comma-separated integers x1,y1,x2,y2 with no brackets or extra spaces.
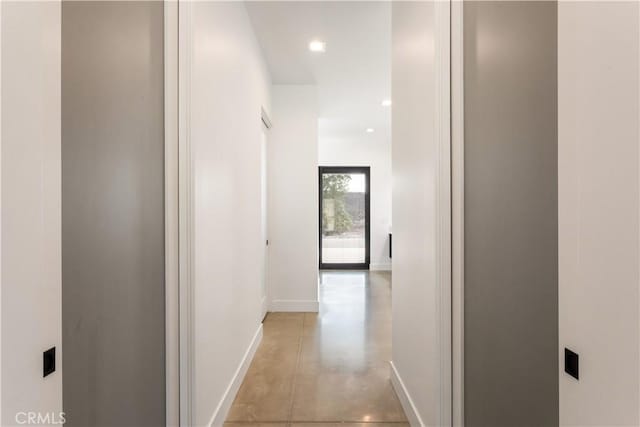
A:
260,127,269,319
319,166,370,270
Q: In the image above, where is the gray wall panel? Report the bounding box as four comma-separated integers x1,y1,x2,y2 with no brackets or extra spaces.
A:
464,2,558,426
61,2,165,426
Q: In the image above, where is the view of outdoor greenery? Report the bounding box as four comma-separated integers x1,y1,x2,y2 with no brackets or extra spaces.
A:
322,174,353,235
321,171,366,264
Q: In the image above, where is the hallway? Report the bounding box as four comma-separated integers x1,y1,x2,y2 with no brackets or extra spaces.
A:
225,271,408,426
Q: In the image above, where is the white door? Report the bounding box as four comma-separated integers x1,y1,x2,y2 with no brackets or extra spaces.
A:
260,127,268,320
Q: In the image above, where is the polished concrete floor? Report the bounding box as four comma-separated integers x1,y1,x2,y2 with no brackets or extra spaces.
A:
225,270,408,426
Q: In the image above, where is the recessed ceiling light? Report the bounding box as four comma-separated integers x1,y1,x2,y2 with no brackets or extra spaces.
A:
309,40,326,53
366,128,375,133
381,99,392,107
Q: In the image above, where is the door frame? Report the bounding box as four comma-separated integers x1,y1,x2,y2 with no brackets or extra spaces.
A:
177,1,195,425
168,1,465,425
431,1,464,425
451,0,465,425
260,108,271,320
318,166,371,270
164,1,180,426
435,1,453,425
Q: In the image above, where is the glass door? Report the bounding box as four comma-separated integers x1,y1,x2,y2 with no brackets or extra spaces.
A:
319,166,370,269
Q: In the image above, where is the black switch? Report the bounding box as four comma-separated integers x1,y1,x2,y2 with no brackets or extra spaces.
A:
43,347,55,378
564,348,579,380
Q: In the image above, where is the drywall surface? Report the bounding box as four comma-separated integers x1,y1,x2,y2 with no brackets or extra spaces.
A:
390,2,439,424
61,2,165,426
1,2,62,426
319,137,392,271
189,2,272,424
268,85,319,311
559,2,640,425
464,2,558,426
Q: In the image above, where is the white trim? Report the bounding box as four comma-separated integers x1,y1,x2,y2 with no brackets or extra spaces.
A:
0,2,3,424
270,299,319,312
370,263,392,271
164,1,180,426
208,325,263,427
435,1,453,426
178,1,195,425
390,362,425,427
451,1,465,426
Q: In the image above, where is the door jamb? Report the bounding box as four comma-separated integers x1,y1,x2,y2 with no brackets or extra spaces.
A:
0,3,3,424
435,1,452,425
451,1,465,426
163,1,198,425
177,1,195,425
166,1,465,425
164,1,180,426
435,1,465,425
260,108,271,320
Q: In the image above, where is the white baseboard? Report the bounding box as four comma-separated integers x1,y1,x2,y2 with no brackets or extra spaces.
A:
370,263,392,271
208,324,263,427
270,299,319,312
390,361,425,427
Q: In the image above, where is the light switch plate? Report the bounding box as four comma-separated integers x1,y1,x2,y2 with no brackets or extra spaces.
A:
43,347,55,378
564,348,579,380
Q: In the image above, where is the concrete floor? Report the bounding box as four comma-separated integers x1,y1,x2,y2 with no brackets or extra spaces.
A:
225,270,408,426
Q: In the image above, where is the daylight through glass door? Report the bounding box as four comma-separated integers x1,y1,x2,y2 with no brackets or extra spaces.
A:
319,167,370,269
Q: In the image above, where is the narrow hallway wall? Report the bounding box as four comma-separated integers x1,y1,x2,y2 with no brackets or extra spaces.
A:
2,2,62,425
559,2,640,425
268,85,319,311
188,2,272,423
464,2,558,425
61,2,165,425
390,2,439,424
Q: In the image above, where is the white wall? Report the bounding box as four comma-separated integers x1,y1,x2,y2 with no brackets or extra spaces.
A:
559,2,640,426
1,2,62,425
319,137,392,271
390,2,439,425
189,2,271,424
268,85,319,312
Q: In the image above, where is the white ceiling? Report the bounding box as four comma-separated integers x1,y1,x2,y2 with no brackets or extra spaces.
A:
245,1,391,145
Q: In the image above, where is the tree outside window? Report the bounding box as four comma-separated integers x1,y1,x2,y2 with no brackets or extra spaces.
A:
322,174,353,235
